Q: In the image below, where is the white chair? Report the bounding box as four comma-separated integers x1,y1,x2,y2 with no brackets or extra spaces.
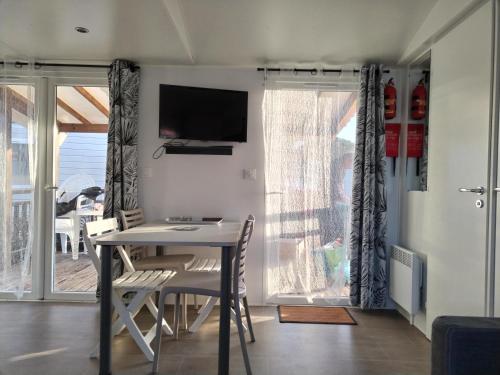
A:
56,195,94,260
152,215,256,375
83,218,176,361
121,208,197,329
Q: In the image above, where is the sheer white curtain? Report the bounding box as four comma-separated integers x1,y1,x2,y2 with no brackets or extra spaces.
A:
0,60,38,297
263,70,359,304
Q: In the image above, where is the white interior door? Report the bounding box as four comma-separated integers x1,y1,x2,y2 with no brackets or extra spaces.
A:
424,2,494,334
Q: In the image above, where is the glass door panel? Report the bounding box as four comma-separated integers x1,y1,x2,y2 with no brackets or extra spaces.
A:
264,89,357,305
48,83,108,297
0,83,37,297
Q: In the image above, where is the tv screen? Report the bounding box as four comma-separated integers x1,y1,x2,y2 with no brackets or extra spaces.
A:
159,84,248,142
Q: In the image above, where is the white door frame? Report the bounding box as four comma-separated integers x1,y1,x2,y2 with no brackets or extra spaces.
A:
43,75,107,301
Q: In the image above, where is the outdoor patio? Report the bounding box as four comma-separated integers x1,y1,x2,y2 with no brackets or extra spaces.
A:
0,253,97,294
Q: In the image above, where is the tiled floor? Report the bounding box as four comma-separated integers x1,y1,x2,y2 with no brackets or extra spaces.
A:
0,302,430,375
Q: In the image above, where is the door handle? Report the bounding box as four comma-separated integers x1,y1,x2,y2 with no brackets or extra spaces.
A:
494,187,500,192
458,186,485,195
45,185,59,191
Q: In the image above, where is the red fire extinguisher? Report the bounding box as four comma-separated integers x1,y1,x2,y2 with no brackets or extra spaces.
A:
411,79,427,120
384,78,397,120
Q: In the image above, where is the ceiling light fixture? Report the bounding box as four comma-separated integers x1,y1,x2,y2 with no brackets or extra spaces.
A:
75,26,89,34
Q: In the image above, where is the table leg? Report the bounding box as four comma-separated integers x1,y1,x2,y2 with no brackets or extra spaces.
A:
156,245,164,256
100,245,112,375
218,246,234,375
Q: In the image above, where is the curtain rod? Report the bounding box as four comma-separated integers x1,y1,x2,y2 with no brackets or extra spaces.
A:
0,61,140,69
257,67,390,74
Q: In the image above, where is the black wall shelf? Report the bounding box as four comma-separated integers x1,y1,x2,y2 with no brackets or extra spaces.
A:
163,145,233,155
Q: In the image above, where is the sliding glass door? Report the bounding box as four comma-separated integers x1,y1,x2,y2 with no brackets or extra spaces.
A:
264,87,358,305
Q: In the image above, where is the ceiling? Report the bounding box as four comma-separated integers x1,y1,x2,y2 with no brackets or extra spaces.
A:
0,0,437,66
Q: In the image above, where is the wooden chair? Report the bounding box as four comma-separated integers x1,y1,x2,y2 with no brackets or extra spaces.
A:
152,215,256,375
83,218,176,361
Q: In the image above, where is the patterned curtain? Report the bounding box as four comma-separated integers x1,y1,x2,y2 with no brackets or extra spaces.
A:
349,64,387,309
101,59,140,288
104,59,140,222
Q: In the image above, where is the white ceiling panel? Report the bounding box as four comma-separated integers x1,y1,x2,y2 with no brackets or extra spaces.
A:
0,0,437,65
181,0,437,65
0,0,190,64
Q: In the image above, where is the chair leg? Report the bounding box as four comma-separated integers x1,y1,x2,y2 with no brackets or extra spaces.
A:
234,296,252,375
188,296,217,333
114,291,155,361
231,307,247,331
182,293,188,330
71,234,79,260
60,233,68,254
145,296,174,335
152,290,168,374
173,293,181,340
194,295,199,310
242,296,256,343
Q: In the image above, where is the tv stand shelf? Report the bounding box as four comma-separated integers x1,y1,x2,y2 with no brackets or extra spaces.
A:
163,144,233,155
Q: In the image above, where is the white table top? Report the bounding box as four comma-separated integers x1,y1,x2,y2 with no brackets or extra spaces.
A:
95,220,242,247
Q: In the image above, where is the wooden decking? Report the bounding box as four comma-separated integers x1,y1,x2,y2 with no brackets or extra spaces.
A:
0,253,97,294
54,253,97,292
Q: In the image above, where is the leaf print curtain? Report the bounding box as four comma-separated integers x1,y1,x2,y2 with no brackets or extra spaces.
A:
349,64,388,309
104,59,140,223
102,59,140,285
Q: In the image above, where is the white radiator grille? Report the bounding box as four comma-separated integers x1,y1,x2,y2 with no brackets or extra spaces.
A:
391,246,413,268
390,245,422,319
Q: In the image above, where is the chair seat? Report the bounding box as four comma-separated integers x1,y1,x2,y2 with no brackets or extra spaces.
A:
133,254,195,271
186,257,221,272
165,271,246,296
113,270,176,292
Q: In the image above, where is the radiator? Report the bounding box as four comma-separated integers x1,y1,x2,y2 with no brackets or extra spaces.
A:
389,245,422,322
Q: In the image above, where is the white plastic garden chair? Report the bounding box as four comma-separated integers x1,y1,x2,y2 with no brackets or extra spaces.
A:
152,215,256,375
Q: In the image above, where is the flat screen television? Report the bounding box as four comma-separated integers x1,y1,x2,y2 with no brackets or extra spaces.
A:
159,84,248,142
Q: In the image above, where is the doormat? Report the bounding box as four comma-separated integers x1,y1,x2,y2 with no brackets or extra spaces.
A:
277,305,357,325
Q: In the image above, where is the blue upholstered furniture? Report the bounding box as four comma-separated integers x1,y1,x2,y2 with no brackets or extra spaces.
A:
432,316,500,375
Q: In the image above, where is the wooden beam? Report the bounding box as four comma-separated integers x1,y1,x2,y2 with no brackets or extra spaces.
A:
73,86,109,117
162,0,195,63
57,122,108,133
4,87,33,116
57,98,91,125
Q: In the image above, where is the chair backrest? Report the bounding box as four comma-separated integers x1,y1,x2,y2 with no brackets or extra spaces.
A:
83,218,137,276
233,215,255,293
121,208,145,230
76,195,94,213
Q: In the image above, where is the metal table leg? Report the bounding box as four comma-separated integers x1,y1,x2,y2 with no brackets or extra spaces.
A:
218,246,234,375
100,245,112,375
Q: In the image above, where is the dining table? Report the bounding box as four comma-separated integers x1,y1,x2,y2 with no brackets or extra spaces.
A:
95,220,242,375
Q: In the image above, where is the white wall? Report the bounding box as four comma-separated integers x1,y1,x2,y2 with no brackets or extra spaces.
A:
137,65,404,306
399,2,493,337
137,66,266,304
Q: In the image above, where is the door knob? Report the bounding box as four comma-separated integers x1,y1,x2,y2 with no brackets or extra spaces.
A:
458,186,485,195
